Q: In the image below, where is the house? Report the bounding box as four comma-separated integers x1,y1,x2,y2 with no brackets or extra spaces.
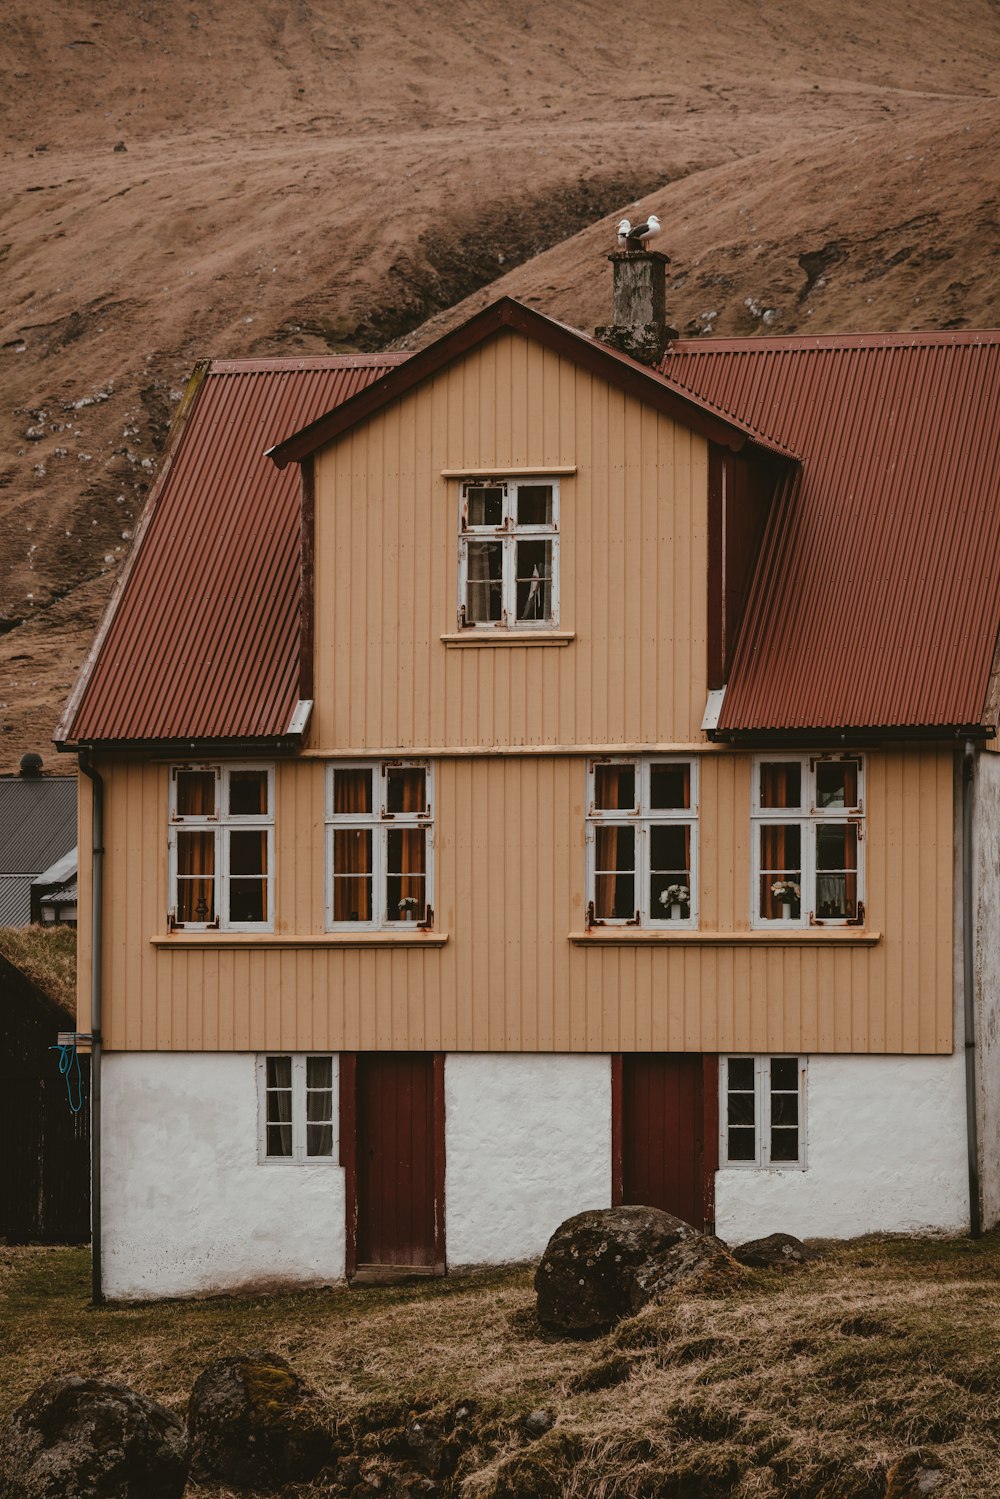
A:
0,758,76,927
31,847,79,927
0,949,90,1242
55,251,1000,1301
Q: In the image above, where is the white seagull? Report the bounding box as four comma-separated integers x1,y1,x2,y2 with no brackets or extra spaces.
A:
625,213,660,249
616,217,632,247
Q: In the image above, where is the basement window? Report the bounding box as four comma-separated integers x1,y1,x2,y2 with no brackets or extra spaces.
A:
751,756,864,928
257,1054,336,1163
325,762,433,929
458,478,559,629
168,764,273,931
721,1055,806,1169
585,757,698,927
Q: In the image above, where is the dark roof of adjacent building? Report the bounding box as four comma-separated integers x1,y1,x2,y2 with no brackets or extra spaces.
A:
661,330,1000,736
57,355,406,748
0,778,77,877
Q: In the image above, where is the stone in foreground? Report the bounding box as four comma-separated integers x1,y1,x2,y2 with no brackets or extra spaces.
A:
732,1232,817,1269
0,1374,188,1499
534,1205,702,1333
187,1350,333,1488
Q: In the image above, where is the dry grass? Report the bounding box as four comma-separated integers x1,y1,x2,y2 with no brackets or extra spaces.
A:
3,1234,1000,1495
0,924,77,1013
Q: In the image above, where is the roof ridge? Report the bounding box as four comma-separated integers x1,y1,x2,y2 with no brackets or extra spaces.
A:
667,329,1000,357
209,353,411,373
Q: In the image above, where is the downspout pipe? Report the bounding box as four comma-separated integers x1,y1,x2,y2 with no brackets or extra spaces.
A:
963,740,982,1238
79,748,105,1303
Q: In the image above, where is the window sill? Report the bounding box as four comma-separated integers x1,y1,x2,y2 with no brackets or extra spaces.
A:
151,932,449,949
568,928,881,946
441,631,575,648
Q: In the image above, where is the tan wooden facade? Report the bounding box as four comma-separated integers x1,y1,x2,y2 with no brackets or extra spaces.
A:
77,329,957,1057
77,745,955,1056
312,332,710,752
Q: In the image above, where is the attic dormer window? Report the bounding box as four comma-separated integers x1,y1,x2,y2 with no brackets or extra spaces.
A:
458,478,559,629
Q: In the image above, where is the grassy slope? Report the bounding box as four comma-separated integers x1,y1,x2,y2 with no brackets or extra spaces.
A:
3,1235,1000,1496
0,924,76,1013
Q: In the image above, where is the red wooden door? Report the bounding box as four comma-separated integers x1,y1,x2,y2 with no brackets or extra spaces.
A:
354,1053,440,1270
618,1054,717,1230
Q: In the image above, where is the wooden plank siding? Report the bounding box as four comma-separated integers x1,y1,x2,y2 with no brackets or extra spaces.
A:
311,332,709,752
77,746,955,1056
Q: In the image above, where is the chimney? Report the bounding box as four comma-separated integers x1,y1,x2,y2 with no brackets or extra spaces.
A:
596,249,677,366
19,751,43,778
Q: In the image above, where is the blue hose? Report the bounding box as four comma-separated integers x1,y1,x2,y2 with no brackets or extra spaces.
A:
50,1043,85,1114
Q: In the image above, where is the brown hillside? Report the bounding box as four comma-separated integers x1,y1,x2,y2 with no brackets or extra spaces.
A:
2,0,998,772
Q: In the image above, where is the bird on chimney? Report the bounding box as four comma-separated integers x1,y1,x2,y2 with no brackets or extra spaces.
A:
616,218,632,247
625,213,660,250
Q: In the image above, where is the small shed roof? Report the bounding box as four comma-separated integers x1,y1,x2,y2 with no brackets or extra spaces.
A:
57,356,405,748
661,330,1000,736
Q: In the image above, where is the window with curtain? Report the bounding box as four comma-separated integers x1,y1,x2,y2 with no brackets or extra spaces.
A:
169,764,273,930
458,478,559,628
257,1054,337,1163
751,757,863,927
586,758,698,927
720,1055,806,1168
326,762,432,928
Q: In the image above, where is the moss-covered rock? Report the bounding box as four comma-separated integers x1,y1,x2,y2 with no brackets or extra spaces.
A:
187,1349,333,1489
0,1374,188,1499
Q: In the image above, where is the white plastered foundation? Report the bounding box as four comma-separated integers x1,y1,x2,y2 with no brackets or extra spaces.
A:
444,1053,612,1265
101,1053,345,1300
714,1052,970,1242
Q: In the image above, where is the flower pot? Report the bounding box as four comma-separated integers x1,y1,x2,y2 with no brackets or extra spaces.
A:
782,901,792,920
670,902,682,920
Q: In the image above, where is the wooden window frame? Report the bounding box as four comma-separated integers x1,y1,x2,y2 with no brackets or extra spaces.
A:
457,477,560,630
585,757,699,928
256,1054,338,1165
751,754,865,930
325,761,434,931
167,763,274,932
719,1054,807,1170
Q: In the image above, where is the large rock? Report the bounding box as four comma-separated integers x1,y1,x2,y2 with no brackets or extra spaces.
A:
630,1233,740,1306
187,1350,333,1489
732,1232,817,1270
534,1206,702,1333
0,1374,188,1499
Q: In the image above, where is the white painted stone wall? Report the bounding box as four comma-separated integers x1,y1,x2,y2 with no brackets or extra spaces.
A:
715,1052,970,1242
444,1053,612,1265
101,1053,345,1300
974,750,1000,1230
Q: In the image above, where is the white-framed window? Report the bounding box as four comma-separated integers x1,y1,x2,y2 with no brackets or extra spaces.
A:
751,755,864,928
721,1055,806,1169
458,477,559,628
168,764,274,931
257,1054,337,1164
325,761,433,929
586,757,698,927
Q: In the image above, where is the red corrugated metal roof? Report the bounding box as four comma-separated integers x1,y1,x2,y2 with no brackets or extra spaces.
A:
59,355,405,745
661,331,1000,735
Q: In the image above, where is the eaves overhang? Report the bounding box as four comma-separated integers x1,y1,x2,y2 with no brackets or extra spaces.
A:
55,733,309,758
707,722,995,746
267,298,801,470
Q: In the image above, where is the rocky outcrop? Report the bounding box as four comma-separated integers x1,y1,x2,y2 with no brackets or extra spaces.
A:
534,1206,703,1333
187,1350,333,1489
732,1232,817,1269
0,1375,188,1499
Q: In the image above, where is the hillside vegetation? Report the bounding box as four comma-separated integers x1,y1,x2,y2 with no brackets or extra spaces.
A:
3,1234,1000,1494
2,0,999,771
